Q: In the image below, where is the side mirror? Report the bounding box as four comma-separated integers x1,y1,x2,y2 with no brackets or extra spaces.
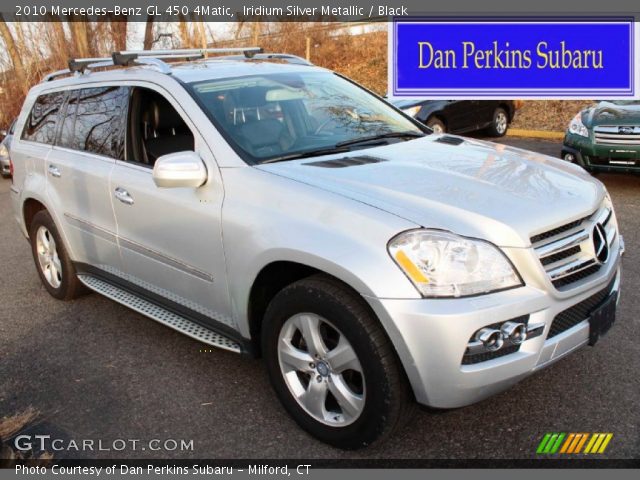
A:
152,151,207,189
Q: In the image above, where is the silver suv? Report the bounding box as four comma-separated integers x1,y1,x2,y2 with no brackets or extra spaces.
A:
10,48,623,449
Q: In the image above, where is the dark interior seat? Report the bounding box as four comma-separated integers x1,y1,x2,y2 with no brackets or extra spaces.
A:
144,97,194,164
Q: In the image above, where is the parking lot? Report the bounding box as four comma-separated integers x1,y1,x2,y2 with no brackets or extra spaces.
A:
0,137,638,460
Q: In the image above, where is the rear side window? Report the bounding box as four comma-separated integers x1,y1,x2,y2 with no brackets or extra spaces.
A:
21,92,66,145
71,87,128,159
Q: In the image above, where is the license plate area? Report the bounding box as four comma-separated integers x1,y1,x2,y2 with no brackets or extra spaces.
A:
588,292,618,346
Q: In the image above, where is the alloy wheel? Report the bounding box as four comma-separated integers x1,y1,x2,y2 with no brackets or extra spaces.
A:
36,226,62,289
277,313,365,427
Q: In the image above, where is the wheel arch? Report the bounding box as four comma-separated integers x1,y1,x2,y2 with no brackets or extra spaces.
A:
246,258,391,358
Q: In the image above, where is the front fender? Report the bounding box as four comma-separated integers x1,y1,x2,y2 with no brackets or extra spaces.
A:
220,167,422,338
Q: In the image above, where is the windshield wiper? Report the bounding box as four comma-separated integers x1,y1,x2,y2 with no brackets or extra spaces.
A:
259,145,352,164
335,130,425,148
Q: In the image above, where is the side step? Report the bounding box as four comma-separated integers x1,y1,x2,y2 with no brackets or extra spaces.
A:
78,275,242,353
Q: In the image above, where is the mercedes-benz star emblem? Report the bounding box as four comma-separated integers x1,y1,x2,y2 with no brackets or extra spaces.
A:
592,223,610,265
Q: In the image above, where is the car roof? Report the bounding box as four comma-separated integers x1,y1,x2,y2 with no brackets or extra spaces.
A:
35,57,329,92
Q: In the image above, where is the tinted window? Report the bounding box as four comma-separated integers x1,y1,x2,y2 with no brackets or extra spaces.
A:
21,92,66,144
57,90,79,150
72,87,128,159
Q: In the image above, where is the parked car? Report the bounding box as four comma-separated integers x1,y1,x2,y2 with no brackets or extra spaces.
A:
10,49,623,449
390,99,517,137
0,119,15,177
562,100,640,173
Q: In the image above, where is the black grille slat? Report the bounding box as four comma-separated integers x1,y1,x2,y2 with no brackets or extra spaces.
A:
552,264,602,289
530,218,586,244
541,246,581,266
548,276,616,338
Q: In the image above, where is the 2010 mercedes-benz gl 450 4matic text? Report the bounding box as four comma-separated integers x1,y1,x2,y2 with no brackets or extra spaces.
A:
10,49,624,449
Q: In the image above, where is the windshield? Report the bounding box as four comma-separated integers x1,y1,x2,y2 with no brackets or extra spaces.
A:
187,71,423,164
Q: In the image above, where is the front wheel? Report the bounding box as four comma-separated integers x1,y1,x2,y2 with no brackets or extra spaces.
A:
486,107,509,137
262,274,413,449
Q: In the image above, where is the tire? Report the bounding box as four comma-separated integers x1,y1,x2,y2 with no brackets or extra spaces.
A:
262,274,413,449
29,210,86,300
426,116,446,134
486,107,509,137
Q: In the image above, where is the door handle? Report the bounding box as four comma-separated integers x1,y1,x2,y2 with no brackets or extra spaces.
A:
114,187,134,205
48,164,61,178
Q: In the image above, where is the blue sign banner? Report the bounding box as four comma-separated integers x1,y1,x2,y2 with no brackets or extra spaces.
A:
390,19,637,98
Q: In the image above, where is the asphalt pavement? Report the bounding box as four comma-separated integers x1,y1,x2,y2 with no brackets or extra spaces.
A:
0,137,638,461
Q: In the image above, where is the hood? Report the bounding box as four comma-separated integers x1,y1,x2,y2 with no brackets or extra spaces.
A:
585,101,640,127
257,136,604,248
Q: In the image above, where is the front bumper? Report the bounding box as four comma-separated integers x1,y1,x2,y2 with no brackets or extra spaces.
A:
365,246,622,409
563,132,640,173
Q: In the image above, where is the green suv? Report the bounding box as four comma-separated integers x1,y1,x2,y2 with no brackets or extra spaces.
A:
562,100,640,173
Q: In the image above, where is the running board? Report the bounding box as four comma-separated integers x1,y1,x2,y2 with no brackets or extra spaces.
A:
78,275,242,353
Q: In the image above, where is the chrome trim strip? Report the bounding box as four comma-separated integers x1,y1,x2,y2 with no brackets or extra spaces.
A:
595,207,611,226
10,185,20,194
118,237,214,283
64,213,214,283
547,258,598,280
64,212,118,243
536,230,589,258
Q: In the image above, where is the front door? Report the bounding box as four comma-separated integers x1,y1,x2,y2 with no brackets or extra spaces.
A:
109,85,234,332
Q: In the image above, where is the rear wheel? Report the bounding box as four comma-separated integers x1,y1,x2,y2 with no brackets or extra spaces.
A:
262,274,413,449
29,210,85,300
486,107,509,137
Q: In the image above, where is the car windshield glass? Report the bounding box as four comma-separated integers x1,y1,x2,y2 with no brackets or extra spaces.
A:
187,71,423,164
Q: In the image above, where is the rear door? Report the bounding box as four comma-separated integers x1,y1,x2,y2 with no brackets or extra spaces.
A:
45,86,128,271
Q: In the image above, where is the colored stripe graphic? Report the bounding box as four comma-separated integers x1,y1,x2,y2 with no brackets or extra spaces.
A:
585,433,613,454
538,433,613,454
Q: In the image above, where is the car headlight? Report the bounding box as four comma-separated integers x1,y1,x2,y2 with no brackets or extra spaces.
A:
0,144,8,157
402,105,421,118
568,113,589,137
388,229,523,298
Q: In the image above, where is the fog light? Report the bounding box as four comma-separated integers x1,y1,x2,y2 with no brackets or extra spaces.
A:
476,328,504,351
501,321,527,345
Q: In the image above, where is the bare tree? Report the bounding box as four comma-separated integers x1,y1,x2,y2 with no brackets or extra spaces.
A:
108,14,127,51
68,16,92,57
0,14,26,89
177,14,193,48
143,15,155,49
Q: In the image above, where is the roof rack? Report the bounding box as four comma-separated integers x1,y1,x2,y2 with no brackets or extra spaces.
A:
43,47,264,82
218,53,313,66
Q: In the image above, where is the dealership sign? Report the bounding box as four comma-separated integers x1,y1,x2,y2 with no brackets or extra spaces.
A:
389,19,639,99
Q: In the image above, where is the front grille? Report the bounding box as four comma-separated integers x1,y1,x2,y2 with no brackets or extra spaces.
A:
541,246,581,266
594,125,640,145
531,204,617,290
548,276,617,338
531,218,585,244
